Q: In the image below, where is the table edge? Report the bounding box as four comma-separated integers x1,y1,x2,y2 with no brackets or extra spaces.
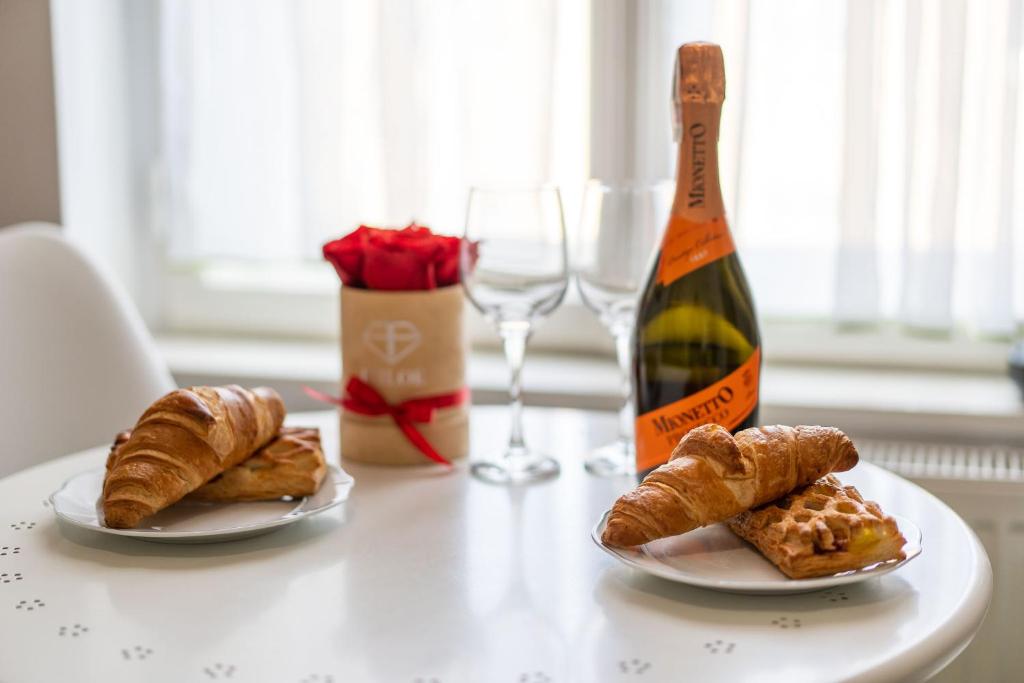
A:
846,466,994,683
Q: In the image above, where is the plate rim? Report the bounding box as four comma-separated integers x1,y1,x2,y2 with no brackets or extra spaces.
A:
591,509,923,593
49,464,354,539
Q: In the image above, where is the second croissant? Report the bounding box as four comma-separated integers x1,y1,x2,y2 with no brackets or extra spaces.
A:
601,423,859,547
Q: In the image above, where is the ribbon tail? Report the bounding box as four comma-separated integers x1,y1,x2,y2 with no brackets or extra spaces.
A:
394,416,453,467
303,385,345,406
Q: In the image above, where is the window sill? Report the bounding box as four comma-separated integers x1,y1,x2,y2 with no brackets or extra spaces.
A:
157,333,1024,446
162,264,1016,373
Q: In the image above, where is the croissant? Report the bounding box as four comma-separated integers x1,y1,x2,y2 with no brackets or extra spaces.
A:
601,424,859,547
102,385,286,528
107,426,326,504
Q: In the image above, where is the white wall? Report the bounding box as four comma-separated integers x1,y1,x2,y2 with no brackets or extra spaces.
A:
0,0,61,226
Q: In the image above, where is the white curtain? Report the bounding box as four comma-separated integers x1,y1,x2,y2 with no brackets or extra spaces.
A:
159,0,587,261
624,0,1023,337
160,0,1024,337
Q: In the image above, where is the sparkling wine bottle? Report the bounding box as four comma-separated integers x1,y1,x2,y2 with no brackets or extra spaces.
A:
633,42,761,478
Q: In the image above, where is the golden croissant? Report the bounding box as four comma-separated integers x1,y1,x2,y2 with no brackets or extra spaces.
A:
102,385,286,528
601,424,859,547
108,426,327,504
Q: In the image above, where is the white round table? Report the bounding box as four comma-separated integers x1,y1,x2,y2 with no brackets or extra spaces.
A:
0,407,991,682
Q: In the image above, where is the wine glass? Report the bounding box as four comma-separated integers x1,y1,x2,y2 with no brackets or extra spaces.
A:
460,186,569,484
575,180,671,476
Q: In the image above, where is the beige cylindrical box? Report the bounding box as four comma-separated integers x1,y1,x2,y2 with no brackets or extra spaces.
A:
339,284,469,465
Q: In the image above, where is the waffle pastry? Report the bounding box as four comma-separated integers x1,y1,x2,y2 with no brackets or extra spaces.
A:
727,475,906,579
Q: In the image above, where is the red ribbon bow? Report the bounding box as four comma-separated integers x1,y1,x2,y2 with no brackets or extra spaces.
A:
304,378,469,466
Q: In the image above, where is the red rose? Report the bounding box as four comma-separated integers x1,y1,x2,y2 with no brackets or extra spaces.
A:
322,223,469,290
322,225,371,286
434,236,459,287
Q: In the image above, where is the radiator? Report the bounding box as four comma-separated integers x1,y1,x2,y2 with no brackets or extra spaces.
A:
858,439,1024,682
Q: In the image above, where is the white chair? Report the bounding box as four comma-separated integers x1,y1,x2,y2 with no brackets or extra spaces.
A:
0,223,175,477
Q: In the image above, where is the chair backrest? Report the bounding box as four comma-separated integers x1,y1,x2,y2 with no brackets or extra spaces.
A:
0,224,175,477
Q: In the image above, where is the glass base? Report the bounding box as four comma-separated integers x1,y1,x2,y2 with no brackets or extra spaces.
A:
470,450,560,485
584,441,635,478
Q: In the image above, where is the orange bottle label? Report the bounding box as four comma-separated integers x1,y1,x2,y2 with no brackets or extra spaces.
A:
635,347,760,473
656,215,736,286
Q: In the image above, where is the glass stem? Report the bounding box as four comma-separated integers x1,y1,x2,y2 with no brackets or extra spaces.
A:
499,320,531,457
612,323,634,454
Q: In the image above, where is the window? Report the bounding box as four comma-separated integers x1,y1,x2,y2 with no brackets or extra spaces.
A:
53,0,1024,363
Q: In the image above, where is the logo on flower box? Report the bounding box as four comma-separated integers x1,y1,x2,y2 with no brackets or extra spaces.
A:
363,320,422,365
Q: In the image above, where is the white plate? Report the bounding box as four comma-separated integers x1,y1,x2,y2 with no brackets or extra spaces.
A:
49,464,354,544
592,510,922,595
